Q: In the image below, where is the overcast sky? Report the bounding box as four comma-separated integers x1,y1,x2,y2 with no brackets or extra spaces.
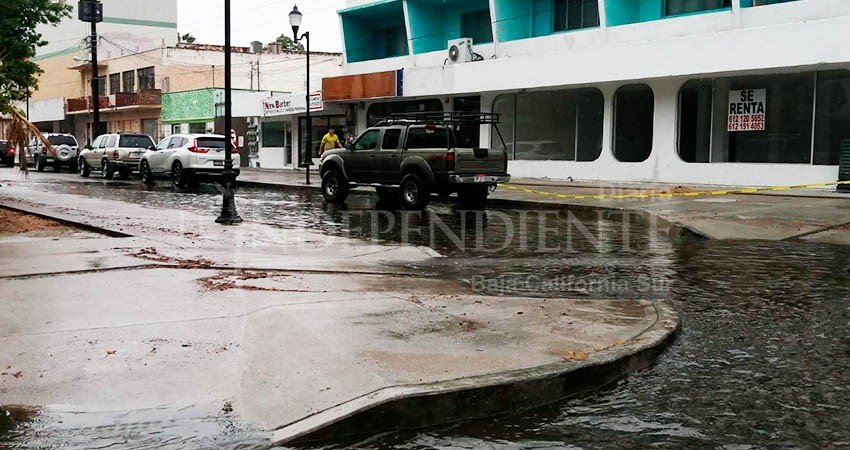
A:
177,0,346,52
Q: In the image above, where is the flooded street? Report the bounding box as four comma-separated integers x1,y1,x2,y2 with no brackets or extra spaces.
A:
2,175,850,449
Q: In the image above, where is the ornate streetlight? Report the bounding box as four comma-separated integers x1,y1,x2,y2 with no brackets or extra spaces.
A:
216,0,242,224
289,5,313,185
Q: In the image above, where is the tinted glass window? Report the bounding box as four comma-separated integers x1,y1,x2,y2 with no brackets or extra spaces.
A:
406,127,456,149
382,129,401,150
354,130,381,151
119,135,155,148
156,138,171,150
196,138,226,149
48,135,77,146
614,84,654,163
106,136,118,148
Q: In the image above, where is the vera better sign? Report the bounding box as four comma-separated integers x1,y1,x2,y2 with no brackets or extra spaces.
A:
728,89,766,132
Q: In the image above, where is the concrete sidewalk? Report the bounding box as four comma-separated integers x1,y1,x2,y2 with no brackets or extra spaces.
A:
239,168,850,244
0,181,679,445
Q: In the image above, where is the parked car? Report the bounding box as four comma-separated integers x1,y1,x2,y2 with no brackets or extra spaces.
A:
78,133,155,179
319,115,511,210
0,140,14,167
26,133,79,172
139,134,241,187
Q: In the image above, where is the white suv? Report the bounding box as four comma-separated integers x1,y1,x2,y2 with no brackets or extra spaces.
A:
27,133,79,172
139,134,241,187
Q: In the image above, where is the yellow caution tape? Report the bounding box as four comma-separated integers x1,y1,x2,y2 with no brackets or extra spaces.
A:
502,180,850,201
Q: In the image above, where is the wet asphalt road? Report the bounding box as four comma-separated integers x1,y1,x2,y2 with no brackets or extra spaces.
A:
2,171,850,450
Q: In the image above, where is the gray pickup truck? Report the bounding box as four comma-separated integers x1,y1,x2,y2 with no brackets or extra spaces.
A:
318,113,511,209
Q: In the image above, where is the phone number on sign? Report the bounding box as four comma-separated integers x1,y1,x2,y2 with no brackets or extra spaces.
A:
728,114,766,131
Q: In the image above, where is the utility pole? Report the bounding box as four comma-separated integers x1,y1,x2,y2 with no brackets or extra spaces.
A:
78,0,103,139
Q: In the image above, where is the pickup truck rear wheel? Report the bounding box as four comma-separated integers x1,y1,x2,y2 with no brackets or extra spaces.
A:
321,170,349,204
458,185,490,207
400,173,430,210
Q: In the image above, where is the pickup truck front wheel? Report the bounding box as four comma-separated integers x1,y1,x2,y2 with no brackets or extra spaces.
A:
400,173,430,210
322,170,349,204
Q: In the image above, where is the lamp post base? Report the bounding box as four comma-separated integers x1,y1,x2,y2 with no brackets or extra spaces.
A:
215,179,243,225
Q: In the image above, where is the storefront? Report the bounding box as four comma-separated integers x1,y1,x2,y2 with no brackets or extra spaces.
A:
259,92,347,169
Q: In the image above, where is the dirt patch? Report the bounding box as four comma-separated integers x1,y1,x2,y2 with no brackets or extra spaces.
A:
0,208,75,236
128,247,214,269
196,270,321,293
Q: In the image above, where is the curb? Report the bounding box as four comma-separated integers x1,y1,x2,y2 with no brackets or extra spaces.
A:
0,202,133,238
272,300,680,446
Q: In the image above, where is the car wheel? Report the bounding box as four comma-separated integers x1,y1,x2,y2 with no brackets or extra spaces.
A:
399,173,430,210
140,161,155,185
375,187,398,204
321,170,349,204
457,186,490,207
172,161,189,188
35,156,44,172
78,158,90,178
101,159,114,180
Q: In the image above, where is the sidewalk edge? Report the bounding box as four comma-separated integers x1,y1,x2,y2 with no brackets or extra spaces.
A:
272,300,680,446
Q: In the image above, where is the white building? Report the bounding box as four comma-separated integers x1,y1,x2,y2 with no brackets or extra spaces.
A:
320,0,850,186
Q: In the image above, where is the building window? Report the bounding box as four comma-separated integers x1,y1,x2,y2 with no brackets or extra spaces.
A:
677,71,850,165
262,121,286,147
665,0,730,16
461,10,493,44
678,80,713,163
109,73,120,95
189,123,207,134
814,70,850,166
122,70,135,93
384,26,408,58
138,67,155,91
614,84,654,163
492,88,604,161
95,76,106,96
741,0,798,6
555,0,599,32
142,119,158,140
367,99,444,126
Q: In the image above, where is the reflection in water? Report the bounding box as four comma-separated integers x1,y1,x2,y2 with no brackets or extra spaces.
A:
7,178,850,450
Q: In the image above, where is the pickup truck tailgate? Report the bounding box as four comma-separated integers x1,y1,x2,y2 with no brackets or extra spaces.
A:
455,147,506,173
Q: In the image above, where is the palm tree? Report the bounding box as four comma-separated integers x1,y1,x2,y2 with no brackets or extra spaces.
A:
0,103,54,173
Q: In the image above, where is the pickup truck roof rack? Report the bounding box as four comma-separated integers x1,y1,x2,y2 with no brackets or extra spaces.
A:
372,111,501,127
371,111,508,150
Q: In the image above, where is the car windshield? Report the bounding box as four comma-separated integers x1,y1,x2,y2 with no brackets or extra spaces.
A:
119,135,154,148
47,135,77,146
196,138,226,149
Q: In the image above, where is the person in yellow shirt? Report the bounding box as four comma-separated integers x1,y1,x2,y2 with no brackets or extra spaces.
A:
320,128,342,155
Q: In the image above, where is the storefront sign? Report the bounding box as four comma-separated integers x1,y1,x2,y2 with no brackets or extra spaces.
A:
728,89,766,132
263,92,324,117
322,70,403,101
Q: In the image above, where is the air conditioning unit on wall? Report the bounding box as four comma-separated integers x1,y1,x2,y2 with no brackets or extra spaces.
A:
447,38,474,64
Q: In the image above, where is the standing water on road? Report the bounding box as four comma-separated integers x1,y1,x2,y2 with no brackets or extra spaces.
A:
3,175,850,449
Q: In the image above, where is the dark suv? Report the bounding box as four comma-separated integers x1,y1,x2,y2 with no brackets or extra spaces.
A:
318,112,511,210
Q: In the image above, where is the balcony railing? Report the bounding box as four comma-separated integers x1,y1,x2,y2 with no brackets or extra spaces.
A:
66,90,162,112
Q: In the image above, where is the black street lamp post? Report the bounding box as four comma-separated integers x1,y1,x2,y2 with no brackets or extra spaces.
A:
289,5,312,185
215,0,243,225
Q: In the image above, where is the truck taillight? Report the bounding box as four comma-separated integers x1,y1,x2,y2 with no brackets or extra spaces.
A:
446,150,455,171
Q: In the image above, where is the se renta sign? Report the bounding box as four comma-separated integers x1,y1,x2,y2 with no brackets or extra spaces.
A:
728,89,766,132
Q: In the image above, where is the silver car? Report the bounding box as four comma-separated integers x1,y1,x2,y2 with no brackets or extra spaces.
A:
27,133,79,172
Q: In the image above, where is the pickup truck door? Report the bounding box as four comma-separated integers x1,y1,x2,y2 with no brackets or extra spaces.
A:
346,129,381,183
375,128,402,184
